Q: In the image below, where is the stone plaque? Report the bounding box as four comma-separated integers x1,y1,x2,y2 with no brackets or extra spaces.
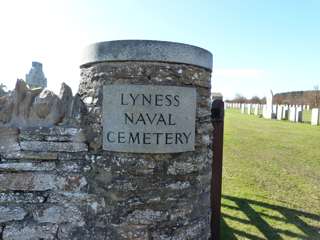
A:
103,85,196,153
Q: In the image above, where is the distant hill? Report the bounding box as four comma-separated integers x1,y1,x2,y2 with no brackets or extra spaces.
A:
274,90,320,107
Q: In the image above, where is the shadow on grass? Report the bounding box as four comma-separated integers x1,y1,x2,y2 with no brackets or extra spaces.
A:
221,195,320,240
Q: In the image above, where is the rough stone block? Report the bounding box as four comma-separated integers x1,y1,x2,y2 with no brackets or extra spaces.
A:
117,224,149,240
58,152,87,161
0,206,27,223
33,205,85,226
20,141,88,152
0,162,56,172
0,193,45,203
2,223,58,240
126,209,167,225
0,173,56,191
0,128,20,153
19,127,86,142
152,219,209,240
59,161,82,173
1,151,58,160
0,173,87,192
59,175,88,192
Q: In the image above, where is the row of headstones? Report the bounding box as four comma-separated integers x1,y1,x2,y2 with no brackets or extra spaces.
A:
225,102,320,126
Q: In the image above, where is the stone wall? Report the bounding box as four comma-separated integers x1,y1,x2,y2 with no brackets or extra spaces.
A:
0,40,213,239
79,61,213,239
0,126,110,239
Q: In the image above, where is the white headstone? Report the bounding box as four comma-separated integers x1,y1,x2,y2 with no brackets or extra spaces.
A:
311,108,320,125
264,90,273,119
277,105,283,120
262,104,267,118
289,107,297,122
273,104,278,118
241,104,245,114
247,104,252,115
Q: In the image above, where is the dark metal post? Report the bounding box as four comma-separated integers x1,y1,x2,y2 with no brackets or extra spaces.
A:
211,99,225,240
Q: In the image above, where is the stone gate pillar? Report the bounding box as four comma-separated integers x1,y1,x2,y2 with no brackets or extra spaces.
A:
79,40,213,239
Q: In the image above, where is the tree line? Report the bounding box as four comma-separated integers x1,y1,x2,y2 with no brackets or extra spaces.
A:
226,86,320,108
226,94,266,104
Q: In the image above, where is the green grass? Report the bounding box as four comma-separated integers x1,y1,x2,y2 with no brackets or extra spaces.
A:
221,109,320,240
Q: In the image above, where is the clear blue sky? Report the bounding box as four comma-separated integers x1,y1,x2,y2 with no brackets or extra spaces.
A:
0,0,319,99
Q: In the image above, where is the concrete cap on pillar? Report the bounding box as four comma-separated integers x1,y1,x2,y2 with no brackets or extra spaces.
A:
80,40,213,71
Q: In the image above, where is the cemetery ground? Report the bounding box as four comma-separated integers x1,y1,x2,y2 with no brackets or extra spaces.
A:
221,109,320,239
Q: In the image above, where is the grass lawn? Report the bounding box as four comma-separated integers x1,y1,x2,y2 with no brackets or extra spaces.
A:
221,109,320,240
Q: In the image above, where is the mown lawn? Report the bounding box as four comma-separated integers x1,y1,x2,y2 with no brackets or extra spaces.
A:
221,109,320,240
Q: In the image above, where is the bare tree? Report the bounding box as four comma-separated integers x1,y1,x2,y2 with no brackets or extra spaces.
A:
250,96,264,104
233,93,247,103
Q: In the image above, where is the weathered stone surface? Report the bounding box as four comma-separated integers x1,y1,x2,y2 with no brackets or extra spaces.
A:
47,192,105,208
0,80,86,127
0,173,87,192
0,206,27,223
59,85,87,126
58,175,88,192
29,89,64,125
117,224,149,239
58,161,82,173
0,128,20,153
0,193,45,203
0,94,14,125
56,224,115,240
0,173,56,191
126,209,167,225
81,40,213,70
67,94,88,127
2,223,58,240
19,127,86,142
9,80,41,126
58,152,87,161
7,80,63,127
151,219,209,240
167,151,211,175
59,82,73,118
1,151,58,160
33,205,85,226
166,181,191,190
103,85,196,153
0,162,56,171
20,141,88,152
